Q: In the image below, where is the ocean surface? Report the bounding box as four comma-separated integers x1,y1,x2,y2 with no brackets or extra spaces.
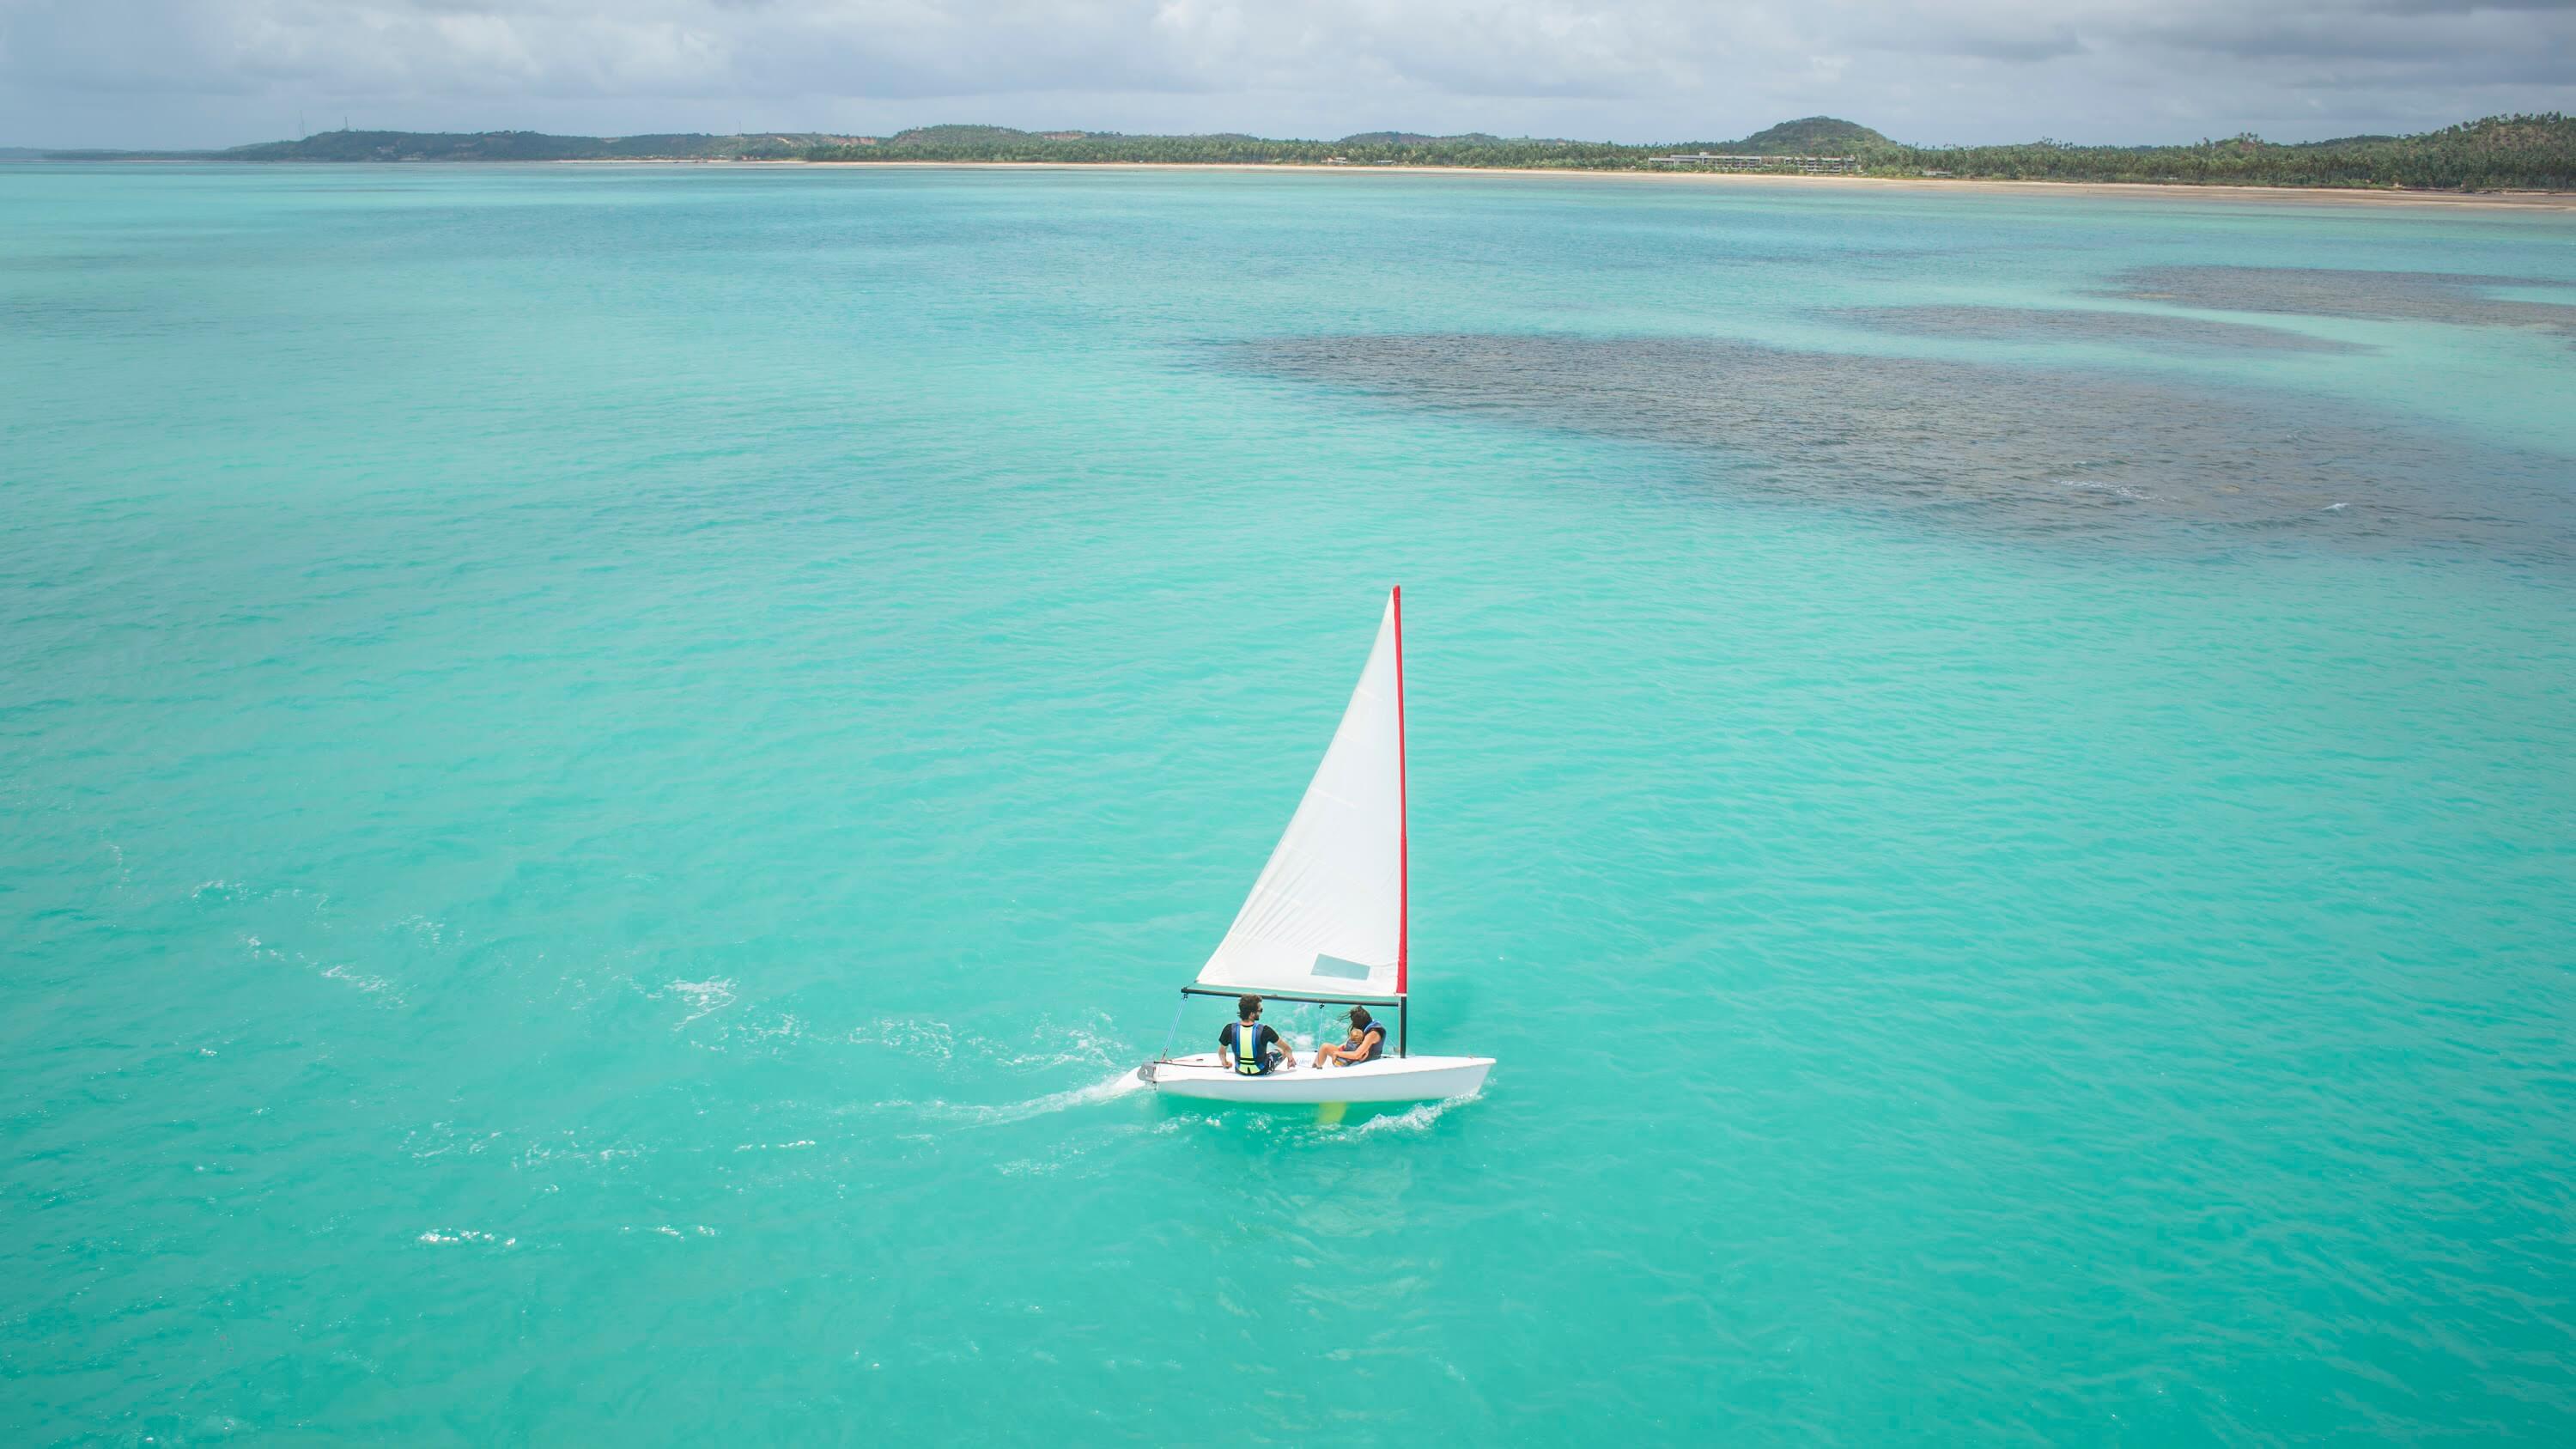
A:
4,163,2573,1444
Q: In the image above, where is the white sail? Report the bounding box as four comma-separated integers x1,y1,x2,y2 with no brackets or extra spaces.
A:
1196,590,1406,999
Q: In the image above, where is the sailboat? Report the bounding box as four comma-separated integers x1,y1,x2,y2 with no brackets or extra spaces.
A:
1140,588,1495,1105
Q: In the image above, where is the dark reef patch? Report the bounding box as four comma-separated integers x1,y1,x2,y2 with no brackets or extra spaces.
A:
1226,332,2574,557
2102,267,2576,338
1833,306,2366,354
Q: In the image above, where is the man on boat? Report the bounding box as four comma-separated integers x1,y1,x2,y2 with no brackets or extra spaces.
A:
1313,1006,1387,1069
1218,995,1291,1075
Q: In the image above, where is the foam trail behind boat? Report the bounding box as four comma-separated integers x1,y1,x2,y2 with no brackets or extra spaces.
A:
895,1068,1151,1128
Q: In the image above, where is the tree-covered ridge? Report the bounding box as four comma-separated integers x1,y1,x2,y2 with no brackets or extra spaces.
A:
800,113,2576,188
1337,131,1506,146
26,113,2575,192
796,119,1898,167
1883,114,2576,190
220,130,857,161
811,127,1652,168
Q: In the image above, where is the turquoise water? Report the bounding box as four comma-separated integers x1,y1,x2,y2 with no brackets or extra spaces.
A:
5,164,2574,1443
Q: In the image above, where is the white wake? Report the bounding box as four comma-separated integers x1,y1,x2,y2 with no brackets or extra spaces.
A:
885,1067,1151,1128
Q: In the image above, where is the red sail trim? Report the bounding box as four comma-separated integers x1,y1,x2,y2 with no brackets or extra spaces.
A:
1393,584,1408,997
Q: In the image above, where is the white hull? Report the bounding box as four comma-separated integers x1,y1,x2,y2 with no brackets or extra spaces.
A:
1144,1052,1492,1105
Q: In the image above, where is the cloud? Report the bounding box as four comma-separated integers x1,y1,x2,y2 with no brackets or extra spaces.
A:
0,0,2568,148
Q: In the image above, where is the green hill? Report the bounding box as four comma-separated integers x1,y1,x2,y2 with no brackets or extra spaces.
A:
1726,117,1894,155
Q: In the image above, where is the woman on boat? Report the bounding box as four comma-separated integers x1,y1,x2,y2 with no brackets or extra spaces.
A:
1313,1006,1386,1068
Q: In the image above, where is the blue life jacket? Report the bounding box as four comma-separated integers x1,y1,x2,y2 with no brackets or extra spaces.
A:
1226,1021,1271,1075
1351,1023,1386,1062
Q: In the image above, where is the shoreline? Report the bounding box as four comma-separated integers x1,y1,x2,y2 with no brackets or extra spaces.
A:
559,158,2576,210
23,155,2571,208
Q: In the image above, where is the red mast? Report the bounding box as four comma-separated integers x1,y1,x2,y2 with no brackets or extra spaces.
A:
1393,585,1408,998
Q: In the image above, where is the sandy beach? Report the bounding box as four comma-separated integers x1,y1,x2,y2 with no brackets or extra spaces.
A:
565,157,2576,210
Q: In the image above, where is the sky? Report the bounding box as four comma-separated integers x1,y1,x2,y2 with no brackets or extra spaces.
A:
2,0,2572,150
